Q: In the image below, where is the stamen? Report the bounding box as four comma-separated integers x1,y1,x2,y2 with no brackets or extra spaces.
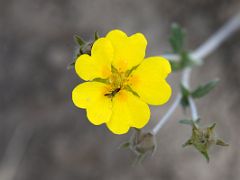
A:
105,65,131,98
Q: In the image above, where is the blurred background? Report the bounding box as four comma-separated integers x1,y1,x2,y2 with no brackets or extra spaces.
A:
0,0,240,179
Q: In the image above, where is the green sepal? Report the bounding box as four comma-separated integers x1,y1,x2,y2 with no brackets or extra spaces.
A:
67,61,75,70
74,35,86,46
200,150,210,163
182,139,193,147
70,32,101,70
94,31,100,40
111,65,118,74
125,85,140,97
119,129,156,165
183,122,228,163
216,139,229,146
92,77,108,84
191,79,219,99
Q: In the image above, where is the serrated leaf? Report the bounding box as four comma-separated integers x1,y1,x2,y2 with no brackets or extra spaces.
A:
169,23,185,53
191,79,219,98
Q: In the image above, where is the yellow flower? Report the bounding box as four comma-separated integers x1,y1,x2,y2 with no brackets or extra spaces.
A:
72,30,172,134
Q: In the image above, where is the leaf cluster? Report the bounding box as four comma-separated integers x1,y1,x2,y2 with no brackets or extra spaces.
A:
169,23,198,71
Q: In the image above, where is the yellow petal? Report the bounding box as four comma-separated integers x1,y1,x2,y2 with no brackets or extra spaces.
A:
106,29,127,47
72,82,112,125
91,38,114,67
72,82,107,109
86,93,112,125
129,56,172,105
106,29,147,72
106,90,150,134
75,38,113,81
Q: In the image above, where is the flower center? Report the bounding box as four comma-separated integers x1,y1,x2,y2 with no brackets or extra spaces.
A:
104,68,129,98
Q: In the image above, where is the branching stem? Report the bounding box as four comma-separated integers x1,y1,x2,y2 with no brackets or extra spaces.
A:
151,12,240,135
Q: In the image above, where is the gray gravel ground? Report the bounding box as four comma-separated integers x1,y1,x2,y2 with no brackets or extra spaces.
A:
0,0,240,180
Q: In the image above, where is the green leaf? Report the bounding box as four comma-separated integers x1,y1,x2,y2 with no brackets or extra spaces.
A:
179,119,194,125
169,23,185,53
169,61,182,71
180,51,192,67
179,118,200,126
168,24,199,72
191,79,219,98
169,52,195,72
180,83,190,108
74,35,86,46
92,77,108,84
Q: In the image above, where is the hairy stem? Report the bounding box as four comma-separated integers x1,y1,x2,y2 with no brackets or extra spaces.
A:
151,94,181,135
188,97,199,121
151,12,240,135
